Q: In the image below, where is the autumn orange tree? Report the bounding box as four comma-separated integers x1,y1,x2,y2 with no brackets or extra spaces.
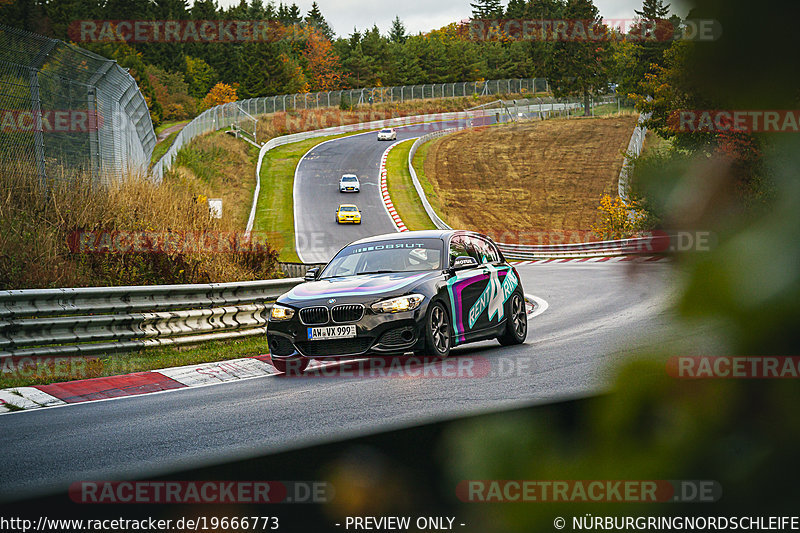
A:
591,194,647,239
202,82,238,109
302,30,346,92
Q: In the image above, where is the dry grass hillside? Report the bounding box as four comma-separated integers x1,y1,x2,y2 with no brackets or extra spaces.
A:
423,116,637,241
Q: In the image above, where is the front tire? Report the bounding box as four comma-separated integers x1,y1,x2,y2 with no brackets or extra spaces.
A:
424,301,451,358
271,357,310,374
498,292,527,345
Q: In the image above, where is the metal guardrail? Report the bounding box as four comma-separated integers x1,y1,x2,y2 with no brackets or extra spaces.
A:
408,128,460,230
278,263,326,278
0,278,303,359
495,236,668,260
619,112,650,203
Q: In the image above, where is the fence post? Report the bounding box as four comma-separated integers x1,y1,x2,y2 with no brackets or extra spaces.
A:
28,38,58,190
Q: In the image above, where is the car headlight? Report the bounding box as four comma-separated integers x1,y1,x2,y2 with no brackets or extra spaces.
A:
371,294,424,313
270,304,295,321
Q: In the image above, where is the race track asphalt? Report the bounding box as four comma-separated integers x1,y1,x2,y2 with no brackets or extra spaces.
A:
293,119,482,263
0,262,685,499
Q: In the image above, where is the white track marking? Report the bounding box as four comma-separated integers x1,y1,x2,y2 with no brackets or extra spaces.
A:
157,358,277,387
525,293,549,320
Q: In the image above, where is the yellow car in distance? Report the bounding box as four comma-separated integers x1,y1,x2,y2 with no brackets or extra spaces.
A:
336,204,362,224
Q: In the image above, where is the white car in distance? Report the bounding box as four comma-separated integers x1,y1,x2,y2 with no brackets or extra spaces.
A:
339,174,360,192
377,128,397,141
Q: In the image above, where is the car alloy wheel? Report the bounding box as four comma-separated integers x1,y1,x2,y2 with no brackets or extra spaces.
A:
426,302,451,357
498,292,527,345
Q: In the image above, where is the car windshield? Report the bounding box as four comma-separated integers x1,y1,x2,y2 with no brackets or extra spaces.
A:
340,206,358,212
320,238,444,278
342,176,357,182
380,129,392,133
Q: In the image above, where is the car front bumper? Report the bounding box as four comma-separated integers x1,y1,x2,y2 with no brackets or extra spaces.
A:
267,310,425,360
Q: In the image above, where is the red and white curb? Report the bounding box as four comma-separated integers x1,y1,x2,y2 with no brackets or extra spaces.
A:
0,356,299,414
509,255,668,265
379,141,416,232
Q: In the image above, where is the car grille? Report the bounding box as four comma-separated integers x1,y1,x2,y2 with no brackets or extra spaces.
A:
299,306,329,325
378,327,416,347
295,337,373,357
331,304,364,323
267,335,295,356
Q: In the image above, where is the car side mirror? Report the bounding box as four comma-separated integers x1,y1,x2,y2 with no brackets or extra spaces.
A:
304,267,319,281
450,256,479,270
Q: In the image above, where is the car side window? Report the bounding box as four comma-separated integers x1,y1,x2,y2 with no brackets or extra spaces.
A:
461,236,482,263
469,236,500,264
449,237,471,267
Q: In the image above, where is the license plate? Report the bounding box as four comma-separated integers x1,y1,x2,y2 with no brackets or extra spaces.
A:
308,325,356,340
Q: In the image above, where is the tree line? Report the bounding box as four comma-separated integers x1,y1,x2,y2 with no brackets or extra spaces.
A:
1,0,679,125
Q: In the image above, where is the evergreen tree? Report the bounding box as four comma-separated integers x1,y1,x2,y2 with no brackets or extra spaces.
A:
470,0,503,18
505,0,527,17
277,2,301,25
393,40,424,85
248,0,268,20
528,0,566,19
343,43,375,87
635,0,670,20
305,2,334,40
543,0,611,115
348,28,361,48
629,0,674,94
389,16,407,43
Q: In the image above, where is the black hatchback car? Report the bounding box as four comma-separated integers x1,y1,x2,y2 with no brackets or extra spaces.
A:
266,230,527,373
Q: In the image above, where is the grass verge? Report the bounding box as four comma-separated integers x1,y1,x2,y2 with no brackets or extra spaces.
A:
155,119,189,136
0,336,271,389
385,139,437,231
166,130,261,229
151,130,178,164
411,138,448,226
592,103,637,116
252,131,362,262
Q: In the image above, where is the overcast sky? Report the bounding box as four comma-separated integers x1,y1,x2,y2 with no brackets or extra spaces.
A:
214,0,693,38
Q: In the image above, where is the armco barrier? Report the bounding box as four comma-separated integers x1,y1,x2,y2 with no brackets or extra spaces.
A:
495,236,668,260
407,128,461,230
279,262,326,278
619,113,650,203
0,278,302,359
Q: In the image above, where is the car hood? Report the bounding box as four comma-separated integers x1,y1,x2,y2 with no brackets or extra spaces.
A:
279,271,439,306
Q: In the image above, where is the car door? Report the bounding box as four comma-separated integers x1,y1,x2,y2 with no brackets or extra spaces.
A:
444,235,490,345
465,235,520,333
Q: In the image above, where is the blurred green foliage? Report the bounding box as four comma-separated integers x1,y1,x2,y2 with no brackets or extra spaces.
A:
437,0,800,529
